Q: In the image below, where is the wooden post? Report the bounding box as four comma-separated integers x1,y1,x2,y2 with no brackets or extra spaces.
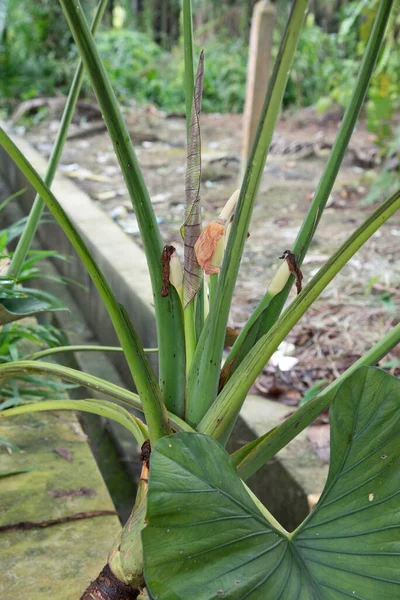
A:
241,0,276,172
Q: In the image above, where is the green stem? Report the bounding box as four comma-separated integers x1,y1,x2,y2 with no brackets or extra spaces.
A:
0,360,141,405
224,0,394,376
59,0,185,416
244,482,288,537
233,322,400,480
0,360,192,433
186,0,308,426
195,283,205,339
184,302,196,376
182,0,195,140
0,130,169,444
28,345,158,361
225,290,274,367
208,273,218,309
198,188,400,439
7,0,108,280
1,399,148,445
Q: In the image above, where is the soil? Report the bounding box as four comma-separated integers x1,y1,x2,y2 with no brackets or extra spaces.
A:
19,104,400,407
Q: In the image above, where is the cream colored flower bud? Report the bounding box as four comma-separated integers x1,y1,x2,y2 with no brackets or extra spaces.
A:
169,249,183,300
218,189,239,224
268,260,291,296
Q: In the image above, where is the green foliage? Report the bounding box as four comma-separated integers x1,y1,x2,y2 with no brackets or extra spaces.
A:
96,29,164,105
287,1,400,146
144,368,400,599
0,0,97,102
0,0,73,100
95,29,247,113
1,9,247,115
283,13,352,108
0,1,399,596
0,194,70,408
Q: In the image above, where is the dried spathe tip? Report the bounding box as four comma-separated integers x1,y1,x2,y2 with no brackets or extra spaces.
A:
161,245,175,297
269,250,303,296
161,245,183,299
194,221,225,275
194,189,240,276
279,249,303,294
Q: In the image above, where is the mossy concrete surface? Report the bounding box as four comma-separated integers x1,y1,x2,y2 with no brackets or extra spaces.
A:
0,412,120,599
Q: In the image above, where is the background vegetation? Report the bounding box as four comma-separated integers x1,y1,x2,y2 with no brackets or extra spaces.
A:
1,0,399,121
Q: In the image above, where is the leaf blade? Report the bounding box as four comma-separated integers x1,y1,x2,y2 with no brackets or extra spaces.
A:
144,368,400,599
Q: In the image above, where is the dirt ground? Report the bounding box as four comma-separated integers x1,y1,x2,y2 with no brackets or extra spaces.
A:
17,104,399,436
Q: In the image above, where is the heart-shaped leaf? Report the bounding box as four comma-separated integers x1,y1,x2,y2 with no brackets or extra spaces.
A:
143,367,400,599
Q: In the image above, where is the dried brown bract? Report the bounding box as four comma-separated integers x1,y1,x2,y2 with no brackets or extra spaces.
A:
279,250,303,294
161,245,176,297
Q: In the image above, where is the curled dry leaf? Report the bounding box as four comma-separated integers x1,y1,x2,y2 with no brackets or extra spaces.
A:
194,221,225,275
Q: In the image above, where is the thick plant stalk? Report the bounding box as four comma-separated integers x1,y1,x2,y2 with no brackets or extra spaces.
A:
223,0,395,378
59,0,185,416
81,441,151,599
186,0,308,427
7,0,108,280
198,188,400,439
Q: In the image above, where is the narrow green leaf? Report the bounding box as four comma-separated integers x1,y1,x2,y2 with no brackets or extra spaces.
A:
145,367,400,599
0,292,65,326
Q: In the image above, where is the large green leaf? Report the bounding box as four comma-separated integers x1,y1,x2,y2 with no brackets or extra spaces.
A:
144,367,400,599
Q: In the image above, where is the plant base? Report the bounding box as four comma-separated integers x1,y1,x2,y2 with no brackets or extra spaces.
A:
80,564,140,600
